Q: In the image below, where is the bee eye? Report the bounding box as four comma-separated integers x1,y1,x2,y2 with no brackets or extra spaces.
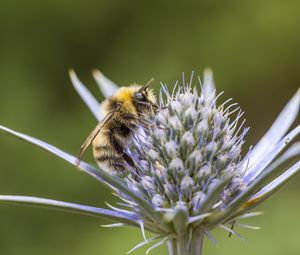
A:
136,92,146,101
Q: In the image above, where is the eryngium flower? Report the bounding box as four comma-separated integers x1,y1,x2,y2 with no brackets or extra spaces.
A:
0,69,300,255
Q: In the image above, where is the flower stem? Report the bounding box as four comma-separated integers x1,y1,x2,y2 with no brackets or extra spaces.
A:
190,229,204,255
167,229,204,255
167,239,177,255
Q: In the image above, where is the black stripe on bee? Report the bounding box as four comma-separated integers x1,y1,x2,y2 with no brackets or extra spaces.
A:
94,145,110,152
107,132,136,168
109,131,125,154
111,162,126,172
122,151,135,168
96,155,119,162
115,124,131,136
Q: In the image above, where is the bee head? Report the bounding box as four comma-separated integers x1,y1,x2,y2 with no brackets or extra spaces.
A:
133,79,159,113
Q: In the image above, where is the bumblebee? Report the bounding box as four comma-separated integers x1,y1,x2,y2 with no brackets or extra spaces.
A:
77,81,158,174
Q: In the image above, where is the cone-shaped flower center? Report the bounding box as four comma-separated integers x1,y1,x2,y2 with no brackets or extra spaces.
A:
124,83,248,217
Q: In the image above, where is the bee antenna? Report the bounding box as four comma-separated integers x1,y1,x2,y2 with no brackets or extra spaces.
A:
146,77,155,87
139,78,155,92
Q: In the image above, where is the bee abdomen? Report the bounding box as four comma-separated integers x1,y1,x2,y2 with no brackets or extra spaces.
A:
93,145,110,152
92,122,137,173
95,153,127,172
95,154,122,162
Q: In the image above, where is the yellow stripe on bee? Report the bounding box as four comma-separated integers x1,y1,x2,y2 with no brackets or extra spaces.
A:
112,86,142,114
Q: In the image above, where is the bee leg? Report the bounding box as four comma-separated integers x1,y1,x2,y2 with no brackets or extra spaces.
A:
110,134,141,180
121,152,141,181
136,116,168,131
228,221,236,238
122,152,135,167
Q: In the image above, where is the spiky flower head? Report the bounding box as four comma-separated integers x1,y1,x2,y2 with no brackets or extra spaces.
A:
0,69,300,255
131,75,247,212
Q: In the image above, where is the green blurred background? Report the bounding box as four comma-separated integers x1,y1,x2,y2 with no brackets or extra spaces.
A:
0,0,299,254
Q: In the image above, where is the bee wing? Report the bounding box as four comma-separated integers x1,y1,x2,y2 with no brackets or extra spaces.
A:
76,109,118,165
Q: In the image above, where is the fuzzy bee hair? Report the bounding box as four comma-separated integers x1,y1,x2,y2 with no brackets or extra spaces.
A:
77,84,158,175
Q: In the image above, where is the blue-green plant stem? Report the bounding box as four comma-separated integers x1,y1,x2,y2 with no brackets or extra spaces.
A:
167,230,204,255
190,229,204,255
167,239,177,255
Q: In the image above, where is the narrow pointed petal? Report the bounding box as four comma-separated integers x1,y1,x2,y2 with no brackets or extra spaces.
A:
0,195,138,225
244,125,300,183
203,68,216,98
241,160,300,211
219,225,245,241
92,69,119,98
263,141,300,171
0,125,167,232
0,124,83,167
206,127,300,225
100,223,125,228
105,202,136,216
228,126,300,211
69,70,102,121
213,145,300,224
127,235,164,254
138,220,148,242
0,125,107,186
145,236,169,255
202,227,217,245
235,211,263,219
235,223,261,230
244,88,300,172
188,213,211,224
244,141,300,188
